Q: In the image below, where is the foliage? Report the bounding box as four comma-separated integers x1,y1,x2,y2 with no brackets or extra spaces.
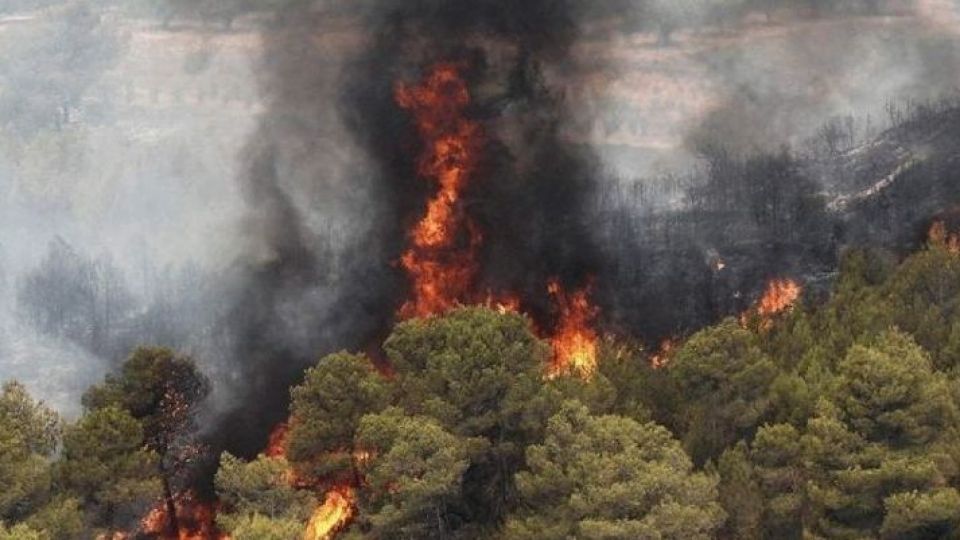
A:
0,523,43,540
883,239,960,369
353,409,485,538
4,240,960,538
57,406,161,532
0,382,60,456
833,330,957,447
217,512,305,540
287,352,390,478
0,382,59,524
384,308,554,526
881,488,960,540
593,338,670,423
215,453,315,535
505,401,725,539
669,319,778,464
82,347,210,485
23,497,85,540
78,347,209,534
385,308,547,441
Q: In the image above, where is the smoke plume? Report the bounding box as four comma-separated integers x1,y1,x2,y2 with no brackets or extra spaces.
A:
218,0,606,454
4,1,960,455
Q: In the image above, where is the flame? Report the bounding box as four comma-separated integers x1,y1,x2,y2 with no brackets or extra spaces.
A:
547,280,600,378
741,278,802,329
650,338,675,368
929,221,960,253
393,63,602,377
395,63,484,319
303,487,355,540
482,290,522,315
139,491,229,540
265,422,290,458
263,421,367,540
755,279,802,318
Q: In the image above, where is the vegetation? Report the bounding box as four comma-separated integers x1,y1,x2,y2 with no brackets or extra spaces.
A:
4,235,960,538
0,347,206,538
214,453,317,538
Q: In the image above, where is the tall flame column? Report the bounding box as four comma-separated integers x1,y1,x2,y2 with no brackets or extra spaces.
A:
394,63,484,319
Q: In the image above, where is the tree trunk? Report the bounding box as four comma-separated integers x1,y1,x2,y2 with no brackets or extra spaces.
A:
162,474,180,536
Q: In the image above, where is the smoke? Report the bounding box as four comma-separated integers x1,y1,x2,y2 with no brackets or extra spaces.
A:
3,0,960,457
0,2,254,418
685,10,960,157
214,0,606,454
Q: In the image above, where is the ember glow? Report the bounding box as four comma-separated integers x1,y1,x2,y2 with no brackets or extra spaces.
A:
265,422,289,458
139,491,229,540
547,280,600,377
395,63,484,319
929,221,960,253
651,338,676,369
303,487,356,540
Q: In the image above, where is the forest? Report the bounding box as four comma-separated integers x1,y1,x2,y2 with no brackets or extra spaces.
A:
2,227,960,539
3,0,960,539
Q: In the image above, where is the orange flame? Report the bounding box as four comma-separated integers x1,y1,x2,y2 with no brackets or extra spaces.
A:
755,279,802,318
395,63,484,319
741,278,802,328
303,487,356,540
929,221,960,253
392,64,602,378
547,280,600,378
263,421,366,540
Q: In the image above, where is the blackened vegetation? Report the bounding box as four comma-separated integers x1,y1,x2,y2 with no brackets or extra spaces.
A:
597,149,837,341
840,103,960,249
17,238,136,359
597,98,960,342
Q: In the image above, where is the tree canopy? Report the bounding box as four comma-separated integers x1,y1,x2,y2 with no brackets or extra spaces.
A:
4,238,960,539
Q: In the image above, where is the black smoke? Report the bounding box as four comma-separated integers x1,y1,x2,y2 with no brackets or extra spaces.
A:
215,0,604,456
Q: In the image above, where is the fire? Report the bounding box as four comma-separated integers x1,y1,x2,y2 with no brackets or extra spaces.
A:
651,338,675,368
755,279,802,318
303,487,356,540
929,221,960,253
547,280,600,378
139,491,229,540
262,421,363,540
393,63,602,378
741,278,802,328
482,290,522,314
395,63,484,319
265,422,289,458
